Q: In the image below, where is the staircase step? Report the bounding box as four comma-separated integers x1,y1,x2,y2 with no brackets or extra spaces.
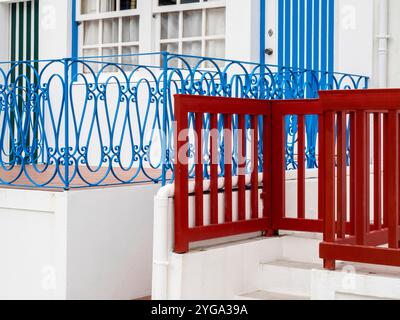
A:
236,290,309,300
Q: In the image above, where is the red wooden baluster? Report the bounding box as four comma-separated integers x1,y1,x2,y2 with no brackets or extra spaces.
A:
238,114,246,221
373,113,382,230
194,112,204,227
337,111,347,239
251,115,259,219
297,115,305,219
323,111,336,270
387,110,399,249
224,114,233,223
210,113,219,225
354,111,367,246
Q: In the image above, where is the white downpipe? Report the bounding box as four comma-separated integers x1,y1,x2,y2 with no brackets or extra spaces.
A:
152,183,174,300
377,0,389,88
151,173,266,300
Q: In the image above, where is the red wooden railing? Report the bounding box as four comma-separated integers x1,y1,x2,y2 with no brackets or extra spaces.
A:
174,95,274,253
319,89,400,269
174,90,400,270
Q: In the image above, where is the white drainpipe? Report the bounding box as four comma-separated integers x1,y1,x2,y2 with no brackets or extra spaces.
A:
151,173,264,300
377,0,389,88
152,183,174,300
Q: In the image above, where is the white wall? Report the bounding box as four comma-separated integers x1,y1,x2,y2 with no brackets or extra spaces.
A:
39,0,72,60
335,0,374,77
0,3,9,62
386,0,400,87
0,183,159,300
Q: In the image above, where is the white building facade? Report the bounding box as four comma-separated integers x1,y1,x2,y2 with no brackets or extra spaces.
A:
0,0,396,87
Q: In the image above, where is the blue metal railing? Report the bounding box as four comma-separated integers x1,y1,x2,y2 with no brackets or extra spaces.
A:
0,52,368,189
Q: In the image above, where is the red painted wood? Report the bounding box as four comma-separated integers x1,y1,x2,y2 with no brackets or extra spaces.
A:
224,114,233,223
238,114,246,221
387,110,399,249
354,111,367,246
349,112,356,235
323,111,336,270
365,114,371,233
320,242,400,267
383,113,389,228
337,112,347,239
173,96,190,253
251,115,259,219
297,115,305,219
194,112,204,227
271,109,285,229
373,113,382,230
318,114,325,221
210,113,219,225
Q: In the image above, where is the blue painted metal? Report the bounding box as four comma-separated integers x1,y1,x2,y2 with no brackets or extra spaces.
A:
260,0,266,66
71,0,78,78
0,52,369,189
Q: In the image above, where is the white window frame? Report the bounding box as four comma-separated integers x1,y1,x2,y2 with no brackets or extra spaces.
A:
153,0,226,59
76,0,141,67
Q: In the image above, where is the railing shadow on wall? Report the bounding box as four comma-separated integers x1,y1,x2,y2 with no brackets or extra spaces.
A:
0,52,369,189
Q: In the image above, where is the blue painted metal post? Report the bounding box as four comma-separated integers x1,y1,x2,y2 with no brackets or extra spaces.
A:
71,0,78,79
63,58,70,190
161,51,168,186
260,0,266,66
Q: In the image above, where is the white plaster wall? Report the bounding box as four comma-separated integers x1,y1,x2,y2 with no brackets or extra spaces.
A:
386,0,400,87
0,189,67,300
0,3,9,62
39,0,72,60
335,0,374,77
0,183,159,300
66,184,159,300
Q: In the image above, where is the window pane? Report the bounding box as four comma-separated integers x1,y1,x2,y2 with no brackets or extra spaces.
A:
122,16,139,42
181,0,200,3
206,8,225,36
102,47,118,72
183,41,201,67
122,46,139,71
102,18,119,44
161,43,179,67
100,0,117,12
120,0,137,10
81,0,97,14
206,39,225,66
159,0,177,5
182,41,201,56
83,20,99,45
161,12,179,39
83,48,99,72
183,10,202,38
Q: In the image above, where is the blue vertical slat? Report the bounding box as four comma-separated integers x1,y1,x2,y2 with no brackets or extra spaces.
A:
306,0,313,97
278,0,284,67
285,0,291,68
313,0,320,73
328,0,335,87
321,0,328,89
292,0,299,70
299,0,305,71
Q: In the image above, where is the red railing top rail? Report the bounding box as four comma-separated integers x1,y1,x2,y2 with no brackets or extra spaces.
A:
174,94,270,115
320,89,400,111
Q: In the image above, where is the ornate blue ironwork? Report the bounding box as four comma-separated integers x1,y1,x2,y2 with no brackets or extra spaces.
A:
0,52,369,189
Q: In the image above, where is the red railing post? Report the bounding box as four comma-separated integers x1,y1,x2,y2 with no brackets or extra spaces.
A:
336,111,347,239
387,110,399,249
174,97,189,253
323,111,336,270
354,110,367,246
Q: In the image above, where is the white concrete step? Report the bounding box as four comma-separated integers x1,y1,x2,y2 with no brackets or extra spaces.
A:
236,290,309,300
258,259,400,300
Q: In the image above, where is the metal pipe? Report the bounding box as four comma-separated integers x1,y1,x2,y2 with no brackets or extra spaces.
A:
377,0,389,88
